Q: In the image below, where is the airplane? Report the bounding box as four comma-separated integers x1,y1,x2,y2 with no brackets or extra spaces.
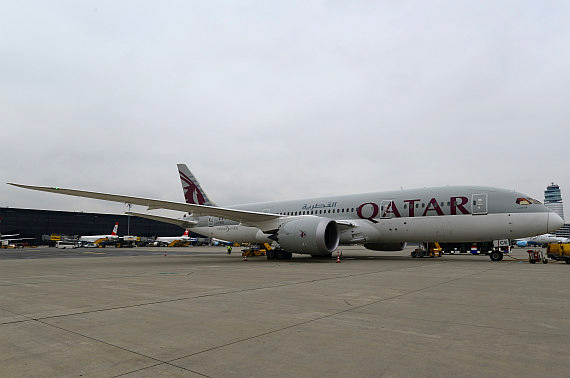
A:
154,229,195,246
8,164,565,261
78,222,119,245
513,233,569,247
1,234,34,247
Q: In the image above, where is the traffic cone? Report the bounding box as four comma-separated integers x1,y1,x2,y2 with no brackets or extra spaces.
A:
244,255,247,261
336,252,341,263
164,250,167,257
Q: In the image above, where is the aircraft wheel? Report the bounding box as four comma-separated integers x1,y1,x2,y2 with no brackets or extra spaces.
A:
489,251,503,261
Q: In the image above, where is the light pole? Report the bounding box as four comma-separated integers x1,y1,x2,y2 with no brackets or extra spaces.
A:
126,203,132,236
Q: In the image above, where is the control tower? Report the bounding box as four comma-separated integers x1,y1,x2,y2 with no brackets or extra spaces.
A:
544,183,564,221
545,183,569,237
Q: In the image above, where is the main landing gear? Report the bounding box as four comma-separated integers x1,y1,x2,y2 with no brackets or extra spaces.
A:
266,249,292,260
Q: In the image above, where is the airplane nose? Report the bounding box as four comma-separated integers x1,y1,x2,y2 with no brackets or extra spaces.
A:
548,212,564,232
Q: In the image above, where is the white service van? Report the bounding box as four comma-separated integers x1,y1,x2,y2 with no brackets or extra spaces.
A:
55,241,78,249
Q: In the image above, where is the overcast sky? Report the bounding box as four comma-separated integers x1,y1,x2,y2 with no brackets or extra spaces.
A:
2,1,569,220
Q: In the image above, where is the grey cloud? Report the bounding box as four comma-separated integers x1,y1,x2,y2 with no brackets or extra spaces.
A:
1,1,569,220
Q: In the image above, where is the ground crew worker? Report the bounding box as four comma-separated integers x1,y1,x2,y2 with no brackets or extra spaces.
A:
227,244,232,254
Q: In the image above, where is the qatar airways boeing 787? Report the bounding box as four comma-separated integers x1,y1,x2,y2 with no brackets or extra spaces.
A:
9,164,563,260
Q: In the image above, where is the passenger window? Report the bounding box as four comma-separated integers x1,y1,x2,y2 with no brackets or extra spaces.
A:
415,203,419,208
422,203,425,208
351,208,354,212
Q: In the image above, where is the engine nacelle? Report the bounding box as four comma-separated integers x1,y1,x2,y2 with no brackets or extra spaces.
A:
364,242,407,251
276,216,339,256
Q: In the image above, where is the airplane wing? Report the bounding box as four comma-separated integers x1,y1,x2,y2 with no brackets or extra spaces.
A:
126,211,198,229
8,183,282,232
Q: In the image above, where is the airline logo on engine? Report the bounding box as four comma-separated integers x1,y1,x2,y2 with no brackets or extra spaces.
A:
299,230,306,238
357,196,470,223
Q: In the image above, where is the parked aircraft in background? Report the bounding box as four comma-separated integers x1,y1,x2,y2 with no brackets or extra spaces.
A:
154,229,195,246
9,165,564,260
79,222,119,245
1,234,34,247
514,233,569,247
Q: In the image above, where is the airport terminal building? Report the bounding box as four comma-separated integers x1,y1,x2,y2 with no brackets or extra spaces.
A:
0,207,188,245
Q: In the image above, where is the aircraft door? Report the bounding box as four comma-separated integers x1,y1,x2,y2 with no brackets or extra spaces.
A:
380,200,396,219
472,194,488,215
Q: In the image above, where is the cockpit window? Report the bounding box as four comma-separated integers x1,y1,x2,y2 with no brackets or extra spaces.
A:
516,197,542,205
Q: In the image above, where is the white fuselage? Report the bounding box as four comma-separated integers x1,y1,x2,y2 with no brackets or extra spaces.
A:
156,235,191,244
79,234,118,243
187,186,562,247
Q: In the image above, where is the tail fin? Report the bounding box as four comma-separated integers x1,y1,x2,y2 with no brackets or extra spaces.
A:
183,229,190,237
111,222,118,236
177,164,215,206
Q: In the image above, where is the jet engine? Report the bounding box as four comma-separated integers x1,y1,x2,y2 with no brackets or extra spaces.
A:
364,242,407,251
276,216,339,256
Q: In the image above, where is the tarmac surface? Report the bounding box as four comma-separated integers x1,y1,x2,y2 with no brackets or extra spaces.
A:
1,245,569,377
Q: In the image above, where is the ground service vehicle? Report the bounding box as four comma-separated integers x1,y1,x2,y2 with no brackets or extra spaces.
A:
56,241,78,249
546,243,570,264
439,240,509,261
411,242,442,258
527,250,548,264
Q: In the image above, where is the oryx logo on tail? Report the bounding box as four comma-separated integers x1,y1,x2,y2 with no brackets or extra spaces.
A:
180,173,206,205
177,164,215,206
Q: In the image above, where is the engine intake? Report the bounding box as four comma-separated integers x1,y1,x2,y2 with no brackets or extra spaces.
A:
277,216,339,256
